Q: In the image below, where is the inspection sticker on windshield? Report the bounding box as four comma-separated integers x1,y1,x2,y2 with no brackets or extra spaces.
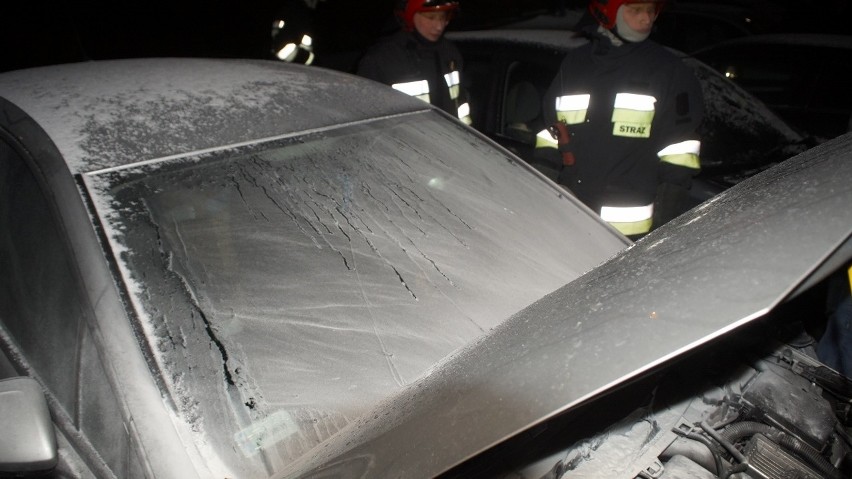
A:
234,410,298,456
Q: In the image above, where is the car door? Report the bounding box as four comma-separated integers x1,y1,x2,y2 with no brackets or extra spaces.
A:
458,37,565,179
0,121,146,477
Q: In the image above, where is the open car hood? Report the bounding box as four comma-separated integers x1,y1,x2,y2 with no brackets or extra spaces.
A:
282,133,852,478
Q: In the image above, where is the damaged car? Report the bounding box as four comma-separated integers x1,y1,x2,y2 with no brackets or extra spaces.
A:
2,58,851,479
0,59,627,477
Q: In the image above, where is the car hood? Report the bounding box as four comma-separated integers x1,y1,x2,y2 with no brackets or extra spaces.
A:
278,132,852,478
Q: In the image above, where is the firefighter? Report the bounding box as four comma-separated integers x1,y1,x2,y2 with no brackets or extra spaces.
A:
357,0,471,125
536,0,704,238
817,263,852,378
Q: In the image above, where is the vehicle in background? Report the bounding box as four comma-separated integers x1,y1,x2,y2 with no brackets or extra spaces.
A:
692,33,852,141
492,2,760,53
650,1,756,53
669,0,851,38
448,29,811,211
0,58,627,478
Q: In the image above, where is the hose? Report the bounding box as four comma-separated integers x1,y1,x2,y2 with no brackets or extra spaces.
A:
835,422,852,450
723,462,748,478
667,430,725,478
701,420,746,463
720,421,841,479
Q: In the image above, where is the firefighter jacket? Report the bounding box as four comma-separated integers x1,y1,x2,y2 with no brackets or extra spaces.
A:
537,29,704,236
357,30,471,125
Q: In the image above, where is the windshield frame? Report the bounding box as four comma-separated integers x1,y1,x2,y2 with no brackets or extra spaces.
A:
80,109,626,476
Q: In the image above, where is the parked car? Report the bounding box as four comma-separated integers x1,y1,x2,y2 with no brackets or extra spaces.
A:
448,29,811,209
692,34,852,141
283,132,852,479
0,59,629,478
499,2,758,53
650,1,756,53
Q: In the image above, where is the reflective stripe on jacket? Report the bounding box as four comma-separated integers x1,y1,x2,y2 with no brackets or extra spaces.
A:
357,31,471,125
537,30,704,233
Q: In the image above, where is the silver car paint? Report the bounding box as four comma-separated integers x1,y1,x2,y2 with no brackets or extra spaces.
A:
0,59,630,477
283,133,852,478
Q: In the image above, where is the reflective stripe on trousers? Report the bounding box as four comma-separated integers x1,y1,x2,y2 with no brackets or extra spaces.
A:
600,203,654,236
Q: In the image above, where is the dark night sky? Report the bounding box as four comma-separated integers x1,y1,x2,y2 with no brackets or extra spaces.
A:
2,1,848,74
1,1,398,73
1,1,580,73
3,2,293,72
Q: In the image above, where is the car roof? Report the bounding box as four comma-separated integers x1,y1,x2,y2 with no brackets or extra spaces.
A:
281,132,852,478
0,58,427,175
448,28,700,59
693,33,852,52
447,29,589,51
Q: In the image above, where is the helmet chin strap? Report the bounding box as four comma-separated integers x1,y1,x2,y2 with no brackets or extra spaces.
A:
614,5,651,43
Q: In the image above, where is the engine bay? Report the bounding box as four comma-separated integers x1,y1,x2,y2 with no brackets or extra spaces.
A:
442,267,852,479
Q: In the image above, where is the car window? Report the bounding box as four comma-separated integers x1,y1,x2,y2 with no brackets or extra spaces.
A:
652,11,750,53
503,60,553,143
809,48,852,109
709,44,809,108
461,57,494,130
681,56,806,183
501,58,563,178
0,139,83,413
803,48,852,139
696,42,852,140
0,349,13,378
0,137,145,477
84,110,626,475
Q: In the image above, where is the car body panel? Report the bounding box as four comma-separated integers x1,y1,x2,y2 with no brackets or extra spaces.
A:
0,59,629,477
282,132,852,478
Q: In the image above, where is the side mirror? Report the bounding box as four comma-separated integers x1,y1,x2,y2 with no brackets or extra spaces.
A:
0,377,58,474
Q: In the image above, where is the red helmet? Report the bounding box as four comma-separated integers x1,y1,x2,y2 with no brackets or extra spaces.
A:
395,0,460,32
588,0,667,29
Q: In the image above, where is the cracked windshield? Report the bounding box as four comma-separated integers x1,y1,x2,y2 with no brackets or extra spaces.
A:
85,111,624,475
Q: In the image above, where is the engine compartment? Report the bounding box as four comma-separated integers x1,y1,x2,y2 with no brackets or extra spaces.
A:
441,272,852,479
654,345,850,479
542,337,852,479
